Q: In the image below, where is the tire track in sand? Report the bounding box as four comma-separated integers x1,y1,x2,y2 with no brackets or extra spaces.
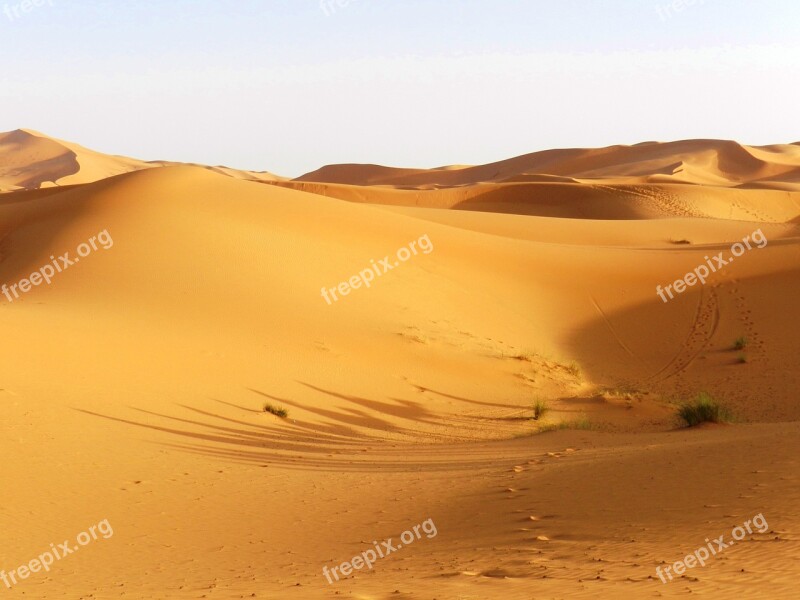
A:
646,285,720,384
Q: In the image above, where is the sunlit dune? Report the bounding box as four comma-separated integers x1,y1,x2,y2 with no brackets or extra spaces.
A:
0,129,283,193
2,132,799,599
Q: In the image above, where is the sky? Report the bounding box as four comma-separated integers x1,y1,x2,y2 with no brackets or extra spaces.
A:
1,0,799,177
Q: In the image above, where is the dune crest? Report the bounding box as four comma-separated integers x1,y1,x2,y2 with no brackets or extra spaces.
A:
296,139,800,188
269,140,800,221
0,129,284,192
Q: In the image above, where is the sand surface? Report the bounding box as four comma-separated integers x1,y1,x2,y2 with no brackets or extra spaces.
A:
1,132,799,599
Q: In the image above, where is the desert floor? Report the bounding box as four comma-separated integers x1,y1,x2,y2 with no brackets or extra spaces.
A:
1,131,799,599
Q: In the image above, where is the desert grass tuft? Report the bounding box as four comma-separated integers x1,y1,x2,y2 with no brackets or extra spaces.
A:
733,336,748,351
263,403,289,419
539,415,592,432
512,353,536,363
677,392,732,426
531,399,549,421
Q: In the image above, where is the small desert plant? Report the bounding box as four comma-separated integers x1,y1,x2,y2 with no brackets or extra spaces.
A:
565,362,581,378
570,415,593,430
512,353,535,363
601,385,637,401
737,353,749,364
677,392,732,426
263,403,289,418
733,337,748,351
532,399,549,421
539,415,593,432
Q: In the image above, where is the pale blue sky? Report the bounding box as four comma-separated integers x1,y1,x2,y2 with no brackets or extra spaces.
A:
1,0,799,176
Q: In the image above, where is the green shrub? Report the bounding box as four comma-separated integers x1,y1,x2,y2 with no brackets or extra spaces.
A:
677,393,732,426
539,415,593,432
532,399,549,421
263,403,289,418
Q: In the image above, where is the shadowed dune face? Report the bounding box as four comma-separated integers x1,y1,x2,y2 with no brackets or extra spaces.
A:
283,139,800,222
0,128,156,192
0,129,283,192
268,179,800,221
0,129,81,190
296,139,800,189
2,138,800,599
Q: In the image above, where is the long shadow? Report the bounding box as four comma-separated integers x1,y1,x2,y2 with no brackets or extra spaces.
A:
421,387,520,409
75,389,519,473
76,406,358,455
451,183,650,219
248,388,404,433
299,383,445,427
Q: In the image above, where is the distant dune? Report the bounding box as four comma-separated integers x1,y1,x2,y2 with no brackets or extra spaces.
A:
0,128,283,192
296,139,800,188
282,139,800,221
0,128,149,191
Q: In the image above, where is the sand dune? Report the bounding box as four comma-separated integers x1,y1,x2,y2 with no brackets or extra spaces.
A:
0,129,282,192
2,138,799,599
297,139,800,188
283,140,800,221
269,179,800,221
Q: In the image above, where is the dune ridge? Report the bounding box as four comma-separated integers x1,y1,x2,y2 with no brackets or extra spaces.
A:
0,129,283,193
283,139,800,221
297,139,800,188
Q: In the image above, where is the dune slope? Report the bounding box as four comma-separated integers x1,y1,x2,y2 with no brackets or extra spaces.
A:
0,129,283,192
1,146,799,599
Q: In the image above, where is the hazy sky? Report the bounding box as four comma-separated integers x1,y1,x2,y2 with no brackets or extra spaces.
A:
2,0,799,176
